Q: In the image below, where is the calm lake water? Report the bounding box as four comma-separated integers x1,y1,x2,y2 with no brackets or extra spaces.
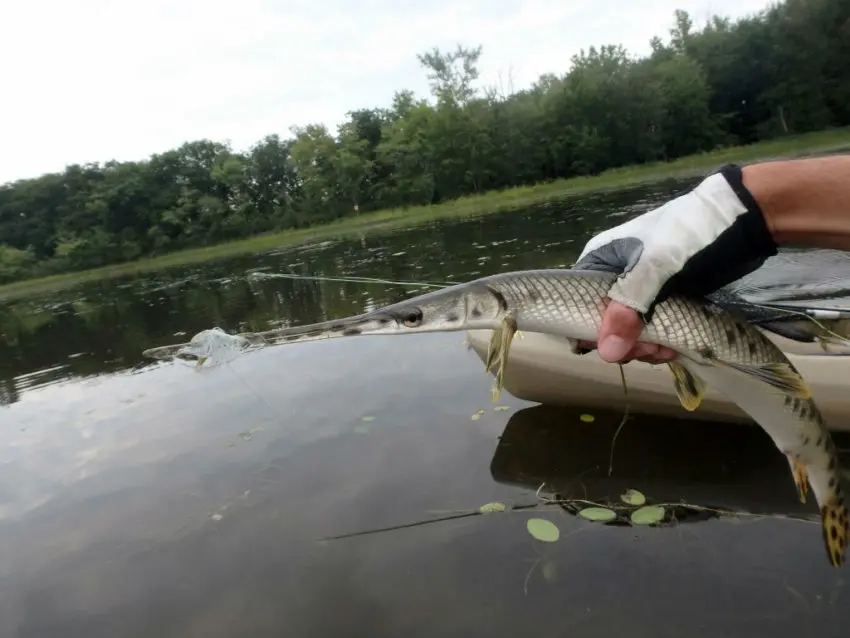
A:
2,177,849,638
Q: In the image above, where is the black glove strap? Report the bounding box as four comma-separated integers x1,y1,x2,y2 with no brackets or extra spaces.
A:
653,163,779,308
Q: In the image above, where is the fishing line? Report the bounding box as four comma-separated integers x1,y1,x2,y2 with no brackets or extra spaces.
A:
608,363,631,477
250,271,455,289
740,300,850,348
220,359,285,431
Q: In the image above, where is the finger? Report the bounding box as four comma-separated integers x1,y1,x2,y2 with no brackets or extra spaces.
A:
597,301,645,363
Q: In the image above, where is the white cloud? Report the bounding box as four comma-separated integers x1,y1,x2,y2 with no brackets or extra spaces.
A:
0,0,773,184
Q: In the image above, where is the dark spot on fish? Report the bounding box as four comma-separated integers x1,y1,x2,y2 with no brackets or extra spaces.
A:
829,476,837,489
342,328,362,336
698,346,714,359
725,328,736,346
446,312,459,322
748,340,757,356
330,323,345,331
378,317,391,325
285,335,301,342
528,289,540,302
799,402,810,420
471,307,482,318
803,436,810,446
831,524,839,541
817,434,825,447
487,286,509,312
304,329,325,338
784,395,793,407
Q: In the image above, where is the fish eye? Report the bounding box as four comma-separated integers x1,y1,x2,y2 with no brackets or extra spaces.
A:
402,308,423,327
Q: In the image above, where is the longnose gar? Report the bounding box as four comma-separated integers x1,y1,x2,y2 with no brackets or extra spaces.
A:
144,268,849,566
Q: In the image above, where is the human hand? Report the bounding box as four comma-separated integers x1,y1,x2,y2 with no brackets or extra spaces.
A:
573,164,778,364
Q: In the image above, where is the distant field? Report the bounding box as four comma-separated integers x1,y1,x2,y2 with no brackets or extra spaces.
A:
2,127,849,302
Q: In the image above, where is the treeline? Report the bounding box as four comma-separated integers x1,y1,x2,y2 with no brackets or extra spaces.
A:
1,0,849,284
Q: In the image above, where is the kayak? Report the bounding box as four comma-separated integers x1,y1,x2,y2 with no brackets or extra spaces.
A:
466,249,850,434
466,328,850,432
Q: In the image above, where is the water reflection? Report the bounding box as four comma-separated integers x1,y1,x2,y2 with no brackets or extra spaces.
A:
0,179,689,405
492,403,850,522
3,352,849,636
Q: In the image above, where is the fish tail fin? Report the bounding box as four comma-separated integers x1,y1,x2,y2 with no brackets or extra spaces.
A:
821,497,849,568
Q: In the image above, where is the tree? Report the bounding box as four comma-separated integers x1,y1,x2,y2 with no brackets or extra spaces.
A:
2,0,849,284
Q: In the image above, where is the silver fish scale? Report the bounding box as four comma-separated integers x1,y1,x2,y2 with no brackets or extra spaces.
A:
485,270,785,366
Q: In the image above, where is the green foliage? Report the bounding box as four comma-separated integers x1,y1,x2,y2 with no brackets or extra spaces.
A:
1,0,849,284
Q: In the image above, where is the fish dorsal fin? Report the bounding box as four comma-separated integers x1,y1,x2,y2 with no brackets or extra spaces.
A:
709,358,812,399
667,361,706,411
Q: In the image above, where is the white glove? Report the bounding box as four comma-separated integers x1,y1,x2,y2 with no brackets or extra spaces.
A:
574,164,778,317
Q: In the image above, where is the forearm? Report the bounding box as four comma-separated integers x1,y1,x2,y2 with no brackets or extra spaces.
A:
742,155,850,249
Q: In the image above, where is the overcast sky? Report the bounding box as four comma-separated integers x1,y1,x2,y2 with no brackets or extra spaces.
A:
0,0,774,185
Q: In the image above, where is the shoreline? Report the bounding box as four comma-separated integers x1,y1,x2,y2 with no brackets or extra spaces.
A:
2,127,849,302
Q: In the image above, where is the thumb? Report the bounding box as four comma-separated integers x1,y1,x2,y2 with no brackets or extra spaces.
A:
597,300,645,362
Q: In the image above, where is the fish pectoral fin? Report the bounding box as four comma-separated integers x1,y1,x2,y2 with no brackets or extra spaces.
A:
821,499,849,568
709,359,812,399
667,361,706,411
488,315,518,402
786,456,809,504
484,327,502,374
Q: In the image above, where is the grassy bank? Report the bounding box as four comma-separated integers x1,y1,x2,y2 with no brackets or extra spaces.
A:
2,127,850,302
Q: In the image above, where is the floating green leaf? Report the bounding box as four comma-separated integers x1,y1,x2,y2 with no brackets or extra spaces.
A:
361,416,375,422
526,518,560,542
579,413,595,423
470,413,481,421
630,505,666,525
479,502,507,514
493,406,510,412
578,507,617,522
620,488,646,506
237,426,265,441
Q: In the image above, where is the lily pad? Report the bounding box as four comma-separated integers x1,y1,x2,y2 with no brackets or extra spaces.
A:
630,505,666,525
620,489,646,506
579,413,595,423
526,518,560,542
578,507,617,522
479,502,507,514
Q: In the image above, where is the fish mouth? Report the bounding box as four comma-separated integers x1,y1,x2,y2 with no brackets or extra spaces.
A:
258,311,400,345
140,312,401,362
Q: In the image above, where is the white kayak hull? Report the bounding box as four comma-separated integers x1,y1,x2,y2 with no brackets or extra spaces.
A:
466,328,850,433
